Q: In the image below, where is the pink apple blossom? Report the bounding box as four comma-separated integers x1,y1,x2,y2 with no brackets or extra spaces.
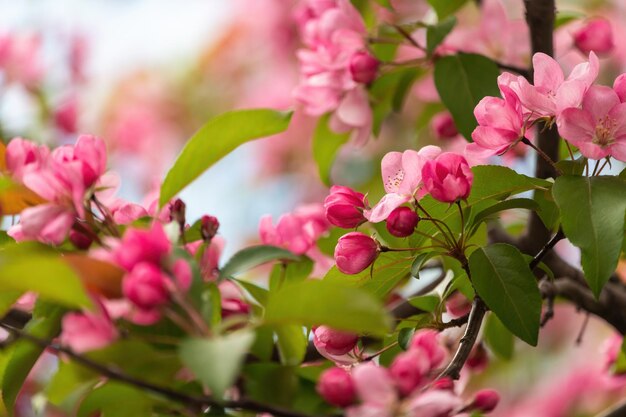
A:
409,330,447,369
349,51,379,84
469,389,500,413
365,146,442,223
122,262,171,310
385,206,419,238
313,325,358,356
317,367,357,407
557,85,626,161
389,349,430,396
218,281,250,318
573,18,613,56
60,301,118,353
421,153,473,203
8,204,74,245
334,232,379,274
5,138,49,182
614,73,626,103
113,223,171,272
324,185,367,228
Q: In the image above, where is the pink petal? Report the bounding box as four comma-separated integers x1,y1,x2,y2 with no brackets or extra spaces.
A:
335,87,371,128
364,193,410,223
582,85,620,122
532,52,564,92
381,152,403,193
556,108,595,147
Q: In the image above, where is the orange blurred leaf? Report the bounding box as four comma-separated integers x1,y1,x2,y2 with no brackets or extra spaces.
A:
64,254,124,299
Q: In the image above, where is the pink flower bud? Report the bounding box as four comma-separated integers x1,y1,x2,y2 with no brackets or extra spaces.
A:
349,51,380,84
60,308,118,353
313,326,358,356
445,291,471,318
201,215,220,241
432,377,455,391
466,343,488,372
324,185,367,228
410,329,447,369
470,389,500,413
5,137,49,181
431,112,458,139
334,232,379,274
69,228,92,250
114,223,171,271
170,199,186,226
574,18,613,55
421,153,473,203
390,350,430,396
317,367,356,407
122,262,170,310
54,96,78,134
386,206,419,237
613,74,626,103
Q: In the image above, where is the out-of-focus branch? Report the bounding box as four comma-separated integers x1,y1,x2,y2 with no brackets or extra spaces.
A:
596,399,626,417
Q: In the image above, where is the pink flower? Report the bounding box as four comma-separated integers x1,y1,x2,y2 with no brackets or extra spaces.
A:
511,51,599,118
613,74,626,103
348,363,397,416
5,137,49,182
431,112,458,140
8,204,74,245
365,146,442,223
122,262,171,310
313,325,358,356
349,51,379,84
200,215,220,241
218,281,250,318
324,185,367,228
0,32,44,88
54,95,79,134
113,223,171,271
69,228,92,250
468,389,500,413
60,303,118,353
404,390,463,417
110,201,149,225
409,330,447,369
556,85,626,161
389,350,430,396
385,206,419,238
445,291,471,318
317,367,357,407
187,236,225,281
421,153,473,203
334,232,379,274
573,18,613,56
328,86,373,145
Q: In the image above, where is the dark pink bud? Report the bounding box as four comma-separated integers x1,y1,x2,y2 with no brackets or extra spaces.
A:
201,215,220,241
69,228,92,250
317,367,356,407
471,389,500,413
54,96,78,134
445,291,471,318
324,185,367,228
334,232,379,274
123,262,170,310
221,298,250,319
410,329,447,369
386,206,419,237
349,51,380,84
431,112,458,139
432,377,455,391
466,343,488,372
421,152,473,203
313,326,358,356
170,199,186,226
574,18,613,55
614,74,626,103
390,349,430,396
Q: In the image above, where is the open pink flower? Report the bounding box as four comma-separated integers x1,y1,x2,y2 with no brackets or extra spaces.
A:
113,222,172,271
421,153,473,203
365,146,442,223
5,137,49,182
60,301,118,353
557,85,626,161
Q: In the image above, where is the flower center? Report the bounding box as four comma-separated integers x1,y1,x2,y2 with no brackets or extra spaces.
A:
593,115,616,147
385,169,404,190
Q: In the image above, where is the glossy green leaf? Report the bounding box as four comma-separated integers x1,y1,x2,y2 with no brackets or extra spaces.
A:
552,176,626,297
312,115,350,187
434,53,500,141
398,328,415,350
533,189,560,232
234,279,269,306
408,294,440,313
483,313,514,360
275,325,307,366
468,198,539,234
410,252,441,280
219,245,301,280
427,0,468,19
160,109,292,206
426,16,456,55
179,330,256,399
269,257,314,290
265,280,391,336
469,244,541,346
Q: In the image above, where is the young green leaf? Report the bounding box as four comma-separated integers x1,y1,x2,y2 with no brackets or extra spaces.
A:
483,313,514,360
468,198,539,235
160,109,292,206
219,245,301,280
427,0,468,19
312,114,350,187
274,325,308,366
552,176,626,297
426,16,457,55
434,54,500,141
469,244,541,346
410,252,439,280
179,330,256,399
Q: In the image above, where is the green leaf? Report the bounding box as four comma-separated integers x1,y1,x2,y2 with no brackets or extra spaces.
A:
410,252,439,280
556,156,587,176
533,189,560,232
555,10,584,28
426,16,457,55
275,325,307,366
0,291,22,318
469,244,541,346
160,109,292,206
2,303,65,415
483,313,514,360
234,278,269,306
78,382,152,417
552,176,626,297
468,198,539,234
179,330,256,398
408,294,440,313
434,53,500,141
269,257,314,290
398,328,415,350
219,245,301,280
323,251,412,298
427,0,468,19
265,280,391,336
312,115,350,186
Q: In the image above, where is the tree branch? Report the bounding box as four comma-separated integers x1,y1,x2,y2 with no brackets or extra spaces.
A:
0,323,330,417
596,399,626,417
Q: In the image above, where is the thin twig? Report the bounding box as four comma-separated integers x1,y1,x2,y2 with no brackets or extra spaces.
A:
529,229,564,270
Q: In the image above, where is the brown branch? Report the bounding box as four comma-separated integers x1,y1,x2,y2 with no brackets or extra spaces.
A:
0,323,329,417
596,399,626,417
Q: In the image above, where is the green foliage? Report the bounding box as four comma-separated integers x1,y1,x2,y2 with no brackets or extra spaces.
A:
427,0,469,19
408,294,441,312
554,10,584,28
398,327,415,350
468,198,539,235
160,109,292,206
269,257,314,289
265,280,391,336
469,244,541,346
370,67,423,135
219,245,302,280
426,16,457,55
434,54,500,141
483,313,515,360
410,252,440,280
552,175,626,297
179,330,256,398
77,382,153,417
312,115,350,186
275,325,308,366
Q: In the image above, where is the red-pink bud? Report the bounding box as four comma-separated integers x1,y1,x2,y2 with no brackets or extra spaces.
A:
471,389,500,413
170,199,186,226
386,206,419,237
466,343,488,372
390,349,430,396
313,326,358,356
201,215,220,241
123,262,170,310
614,74,626,103
410,329,447,369
69,228,92,250
349,51,380,84
334,232,379,274
574,18,613,55
324,185,367,228
431,112,458,139
421,153,473,203
445,291,471,318
221,298,250,319
317,367,356,407
432,377,455,391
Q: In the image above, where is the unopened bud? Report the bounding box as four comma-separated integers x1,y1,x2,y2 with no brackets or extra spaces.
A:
69,228,93,250
170,199,186,227
201,215,220,241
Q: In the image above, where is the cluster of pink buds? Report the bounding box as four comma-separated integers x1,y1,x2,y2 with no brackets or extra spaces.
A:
315,330,500,416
